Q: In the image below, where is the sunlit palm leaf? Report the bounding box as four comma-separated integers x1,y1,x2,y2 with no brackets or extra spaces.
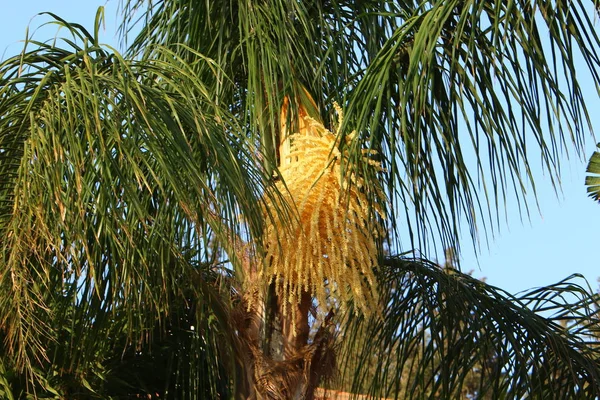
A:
0,14,266,395
585,143,600,202
121,0,600,255
343,0,600,254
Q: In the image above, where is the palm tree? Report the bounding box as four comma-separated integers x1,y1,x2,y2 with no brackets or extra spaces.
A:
2,1,600,398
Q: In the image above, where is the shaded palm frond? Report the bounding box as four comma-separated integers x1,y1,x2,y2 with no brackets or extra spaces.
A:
338,257,600,399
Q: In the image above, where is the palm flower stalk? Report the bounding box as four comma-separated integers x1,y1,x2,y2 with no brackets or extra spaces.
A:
261,96,385,321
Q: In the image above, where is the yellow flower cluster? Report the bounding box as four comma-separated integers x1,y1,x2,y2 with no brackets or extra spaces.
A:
262,103,384,318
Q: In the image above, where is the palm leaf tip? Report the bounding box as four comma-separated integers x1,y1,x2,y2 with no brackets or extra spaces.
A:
585,143,600,202
262,98,386,319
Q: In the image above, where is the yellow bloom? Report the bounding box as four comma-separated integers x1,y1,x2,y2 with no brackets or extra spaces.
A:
262,100,385,318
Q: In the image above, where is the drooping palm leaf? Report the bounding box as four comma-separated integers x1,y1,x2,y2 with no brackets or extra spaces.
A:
0,11,268,395
338,257,600,399
120,0,600,255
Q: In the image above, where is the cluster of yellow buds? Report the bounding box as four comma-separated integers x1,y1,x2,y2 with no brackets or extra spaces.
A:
261,98,385,319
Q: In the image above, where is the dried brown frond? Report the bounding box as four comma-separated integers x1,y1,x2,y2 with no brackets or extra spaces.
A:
241,311,337,400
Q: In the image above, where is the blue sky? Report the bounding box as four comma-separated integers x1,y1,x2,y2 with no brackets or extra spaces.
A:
3,1,599,296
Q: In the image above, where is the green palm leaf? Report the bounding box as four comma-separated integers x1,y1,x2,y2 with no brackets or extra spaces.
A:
121,0,600,253
338,258,600,399
0,13,266,395
585,143,600,202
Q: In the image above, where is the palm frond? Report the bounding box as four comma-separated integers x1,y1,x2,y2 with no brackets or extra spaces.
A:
0,14,267,395
342,0,600,254
585,143,600,202
120,0,600,256
338,257,600,399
